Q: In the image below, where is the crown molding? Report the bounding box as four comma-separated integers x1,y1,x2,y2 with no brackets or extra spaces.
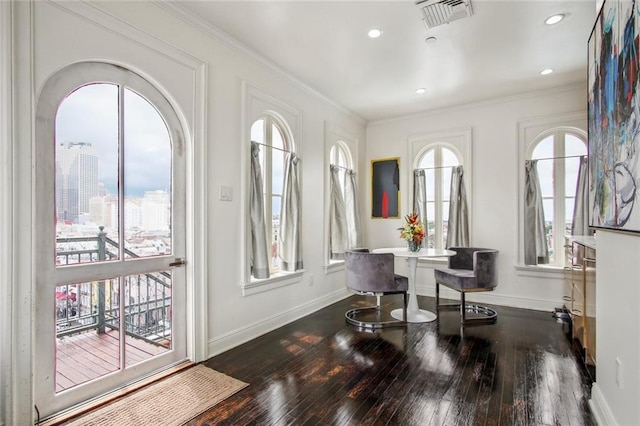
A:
152,1,366,126
368,81,587,128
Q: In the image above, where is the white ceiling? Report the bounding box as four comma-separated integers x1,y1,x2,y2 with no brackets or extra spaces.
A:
173,0,596,122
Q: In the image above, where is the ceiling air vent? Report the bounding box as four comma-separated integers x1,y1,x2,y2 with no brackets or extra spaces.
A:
415,0,473,29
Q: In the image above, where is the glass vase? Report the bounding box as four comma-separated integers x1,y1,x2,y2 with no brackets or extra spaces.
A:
407,241,421,252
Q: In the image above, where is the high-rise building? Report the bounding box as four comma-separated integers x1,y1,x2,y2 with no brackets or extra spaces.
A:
141,190,170,231
125,198,142,230
56,142,99,223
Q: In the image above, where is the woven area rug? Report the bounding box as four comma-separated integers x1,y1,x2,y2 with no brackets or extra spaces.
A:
65,365,248,425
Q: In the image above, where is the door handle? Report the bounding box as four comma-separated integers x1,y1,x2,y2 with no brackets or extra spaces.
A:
169,258,186,267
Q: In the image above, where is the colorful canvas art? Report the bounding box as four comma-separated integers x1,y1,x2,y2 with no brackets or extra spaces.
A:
589,0,640,231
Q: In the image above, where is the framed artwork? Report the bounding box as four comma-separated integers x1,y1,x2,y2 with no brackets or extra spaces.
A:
588,0,640,232
371,158,400,218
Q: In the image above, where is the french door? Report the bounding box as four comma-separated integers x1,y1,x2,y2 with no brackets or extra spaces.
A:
34,63,188,419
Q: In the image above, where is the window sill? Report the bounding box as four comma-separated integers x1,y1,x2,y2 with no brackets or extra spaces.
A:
514,264,565,278
324,260,345,274
241,270,305,296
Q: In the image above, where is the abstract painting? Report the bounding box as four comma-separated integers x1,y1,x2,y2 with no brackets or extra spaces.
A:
371,158,399,218
589,0,640,231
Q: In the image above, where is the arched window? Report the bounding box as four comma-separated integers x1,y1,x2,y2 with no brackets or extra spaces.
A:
243,85,303,293
328,141,360,260
250,113,295,275
416,144,461,249
528,129,587,265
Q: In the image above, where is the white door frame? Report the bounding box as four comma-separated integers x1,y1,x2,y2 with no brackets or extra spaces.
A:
33,62,188,419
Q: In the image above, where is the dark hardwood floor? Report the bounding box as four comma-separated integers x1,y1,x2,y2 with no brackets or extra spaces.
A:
191,295,595,425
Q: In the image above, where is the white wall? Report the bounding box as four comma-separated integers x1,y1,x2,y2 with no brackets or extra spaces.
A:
5,1,365,423
365,85,587,311
590,230,640,425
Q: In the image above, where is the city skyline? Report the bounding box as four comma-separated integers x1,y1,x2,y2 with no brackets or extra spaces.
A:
55,140,171,231
55,83,172,198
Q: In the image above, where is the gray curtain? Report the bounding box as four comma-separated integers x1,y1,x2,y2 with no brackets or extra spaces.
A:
249,142,270,279
329,165,348,260
413,169,428,248
344,169,362,249
571,156,593,236
279,152,303,271
446,166,469,248
524,160,549,265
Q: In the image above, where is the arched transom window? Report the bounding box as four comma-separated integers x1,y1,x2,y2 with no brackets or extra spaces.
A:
417,144,460,249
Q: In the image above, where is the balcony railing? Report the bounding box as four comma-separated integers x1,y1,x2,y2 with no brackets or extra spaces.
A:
55,227,171,349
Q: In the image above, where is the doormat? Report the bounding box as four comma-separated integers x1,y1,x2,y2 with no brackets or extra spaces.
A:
64,364,248,425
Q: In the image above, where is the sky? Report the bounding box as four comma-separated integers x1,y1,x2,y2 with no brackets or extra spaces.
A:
55,83,172,198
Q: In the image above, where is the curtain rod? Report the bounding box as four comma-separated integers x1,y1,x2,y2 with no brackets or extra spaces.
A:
251,141,291,154
330,164,353,171
530,154,586,161
414,165,457,171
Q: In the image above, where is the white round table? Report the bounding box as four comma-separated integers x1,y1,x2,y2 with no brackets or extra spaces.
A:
372,247,456,323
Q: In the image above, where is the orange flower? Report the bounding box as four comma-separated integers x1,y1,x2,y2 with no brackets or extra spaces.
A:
398,212,425,245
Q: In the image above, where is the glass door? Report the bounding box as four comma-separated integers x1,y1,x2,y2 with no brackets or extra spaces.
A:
34,64,188,419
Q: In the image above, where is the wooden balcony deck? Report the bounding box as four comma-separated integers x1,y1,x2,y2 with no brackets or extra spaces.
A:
56,328,169,393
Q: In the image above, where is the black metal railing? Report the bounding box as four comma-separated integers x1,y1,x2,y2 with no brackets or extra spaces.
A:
55,227,172,348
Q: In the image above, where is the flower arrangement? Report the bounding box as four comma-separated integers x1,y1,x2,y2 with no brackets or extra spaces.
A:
398,212,425,251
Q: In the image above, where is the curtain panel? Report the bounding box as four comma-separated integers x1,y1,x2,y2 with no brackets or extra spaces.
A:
279,152,303,271
571,156,593,236
249,142,270,279
329,165,348,260
524,160,549,265
413,169,429,248
344,168,362,250
446,165,470,248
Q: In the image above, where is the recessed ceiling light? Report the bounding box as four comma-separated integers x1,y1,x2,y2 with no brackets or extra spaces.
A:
545,14,565,25
368,29,383,38
415,88,426,94
425,36,437,44
540,68,554,75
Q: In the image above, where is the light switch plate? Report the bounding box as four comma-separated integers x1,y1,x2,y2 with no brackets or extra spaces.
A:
219,185,233,201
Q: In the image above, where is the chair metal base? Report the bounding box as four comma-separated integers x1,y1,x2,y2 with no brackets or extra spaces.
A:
345,293,408,330
436,282,497,326
345,306,407,330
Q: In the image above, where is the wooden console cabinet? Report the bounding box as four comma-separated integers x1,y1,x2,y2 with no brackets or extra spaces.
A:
563,236,596,368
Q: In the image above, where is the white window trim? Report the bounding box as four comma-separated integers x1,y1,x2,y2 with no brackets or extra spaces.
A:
0,2,15,424
241,270,305,296
241,81,304,294
323,121,358,270
407,126,472,248
516,111,587,273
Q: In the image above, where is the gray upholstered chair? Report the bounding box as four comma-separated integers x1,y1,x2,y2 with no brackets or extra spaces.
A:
344,250,408,329
434,247,499,325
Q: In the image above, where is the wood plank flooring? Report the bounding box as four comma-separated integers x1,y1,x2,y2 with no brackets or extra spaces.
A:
192,295,595,425
56,328,169,392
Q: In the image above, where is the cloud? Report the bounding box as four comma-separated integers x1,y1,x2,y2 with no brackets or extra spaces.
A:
55,83,172,198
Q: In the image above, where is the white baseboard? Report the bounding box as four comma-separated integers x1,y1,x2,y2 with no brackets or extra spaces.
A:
415,284,560,312
207,288,351,357
589,383,617,426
